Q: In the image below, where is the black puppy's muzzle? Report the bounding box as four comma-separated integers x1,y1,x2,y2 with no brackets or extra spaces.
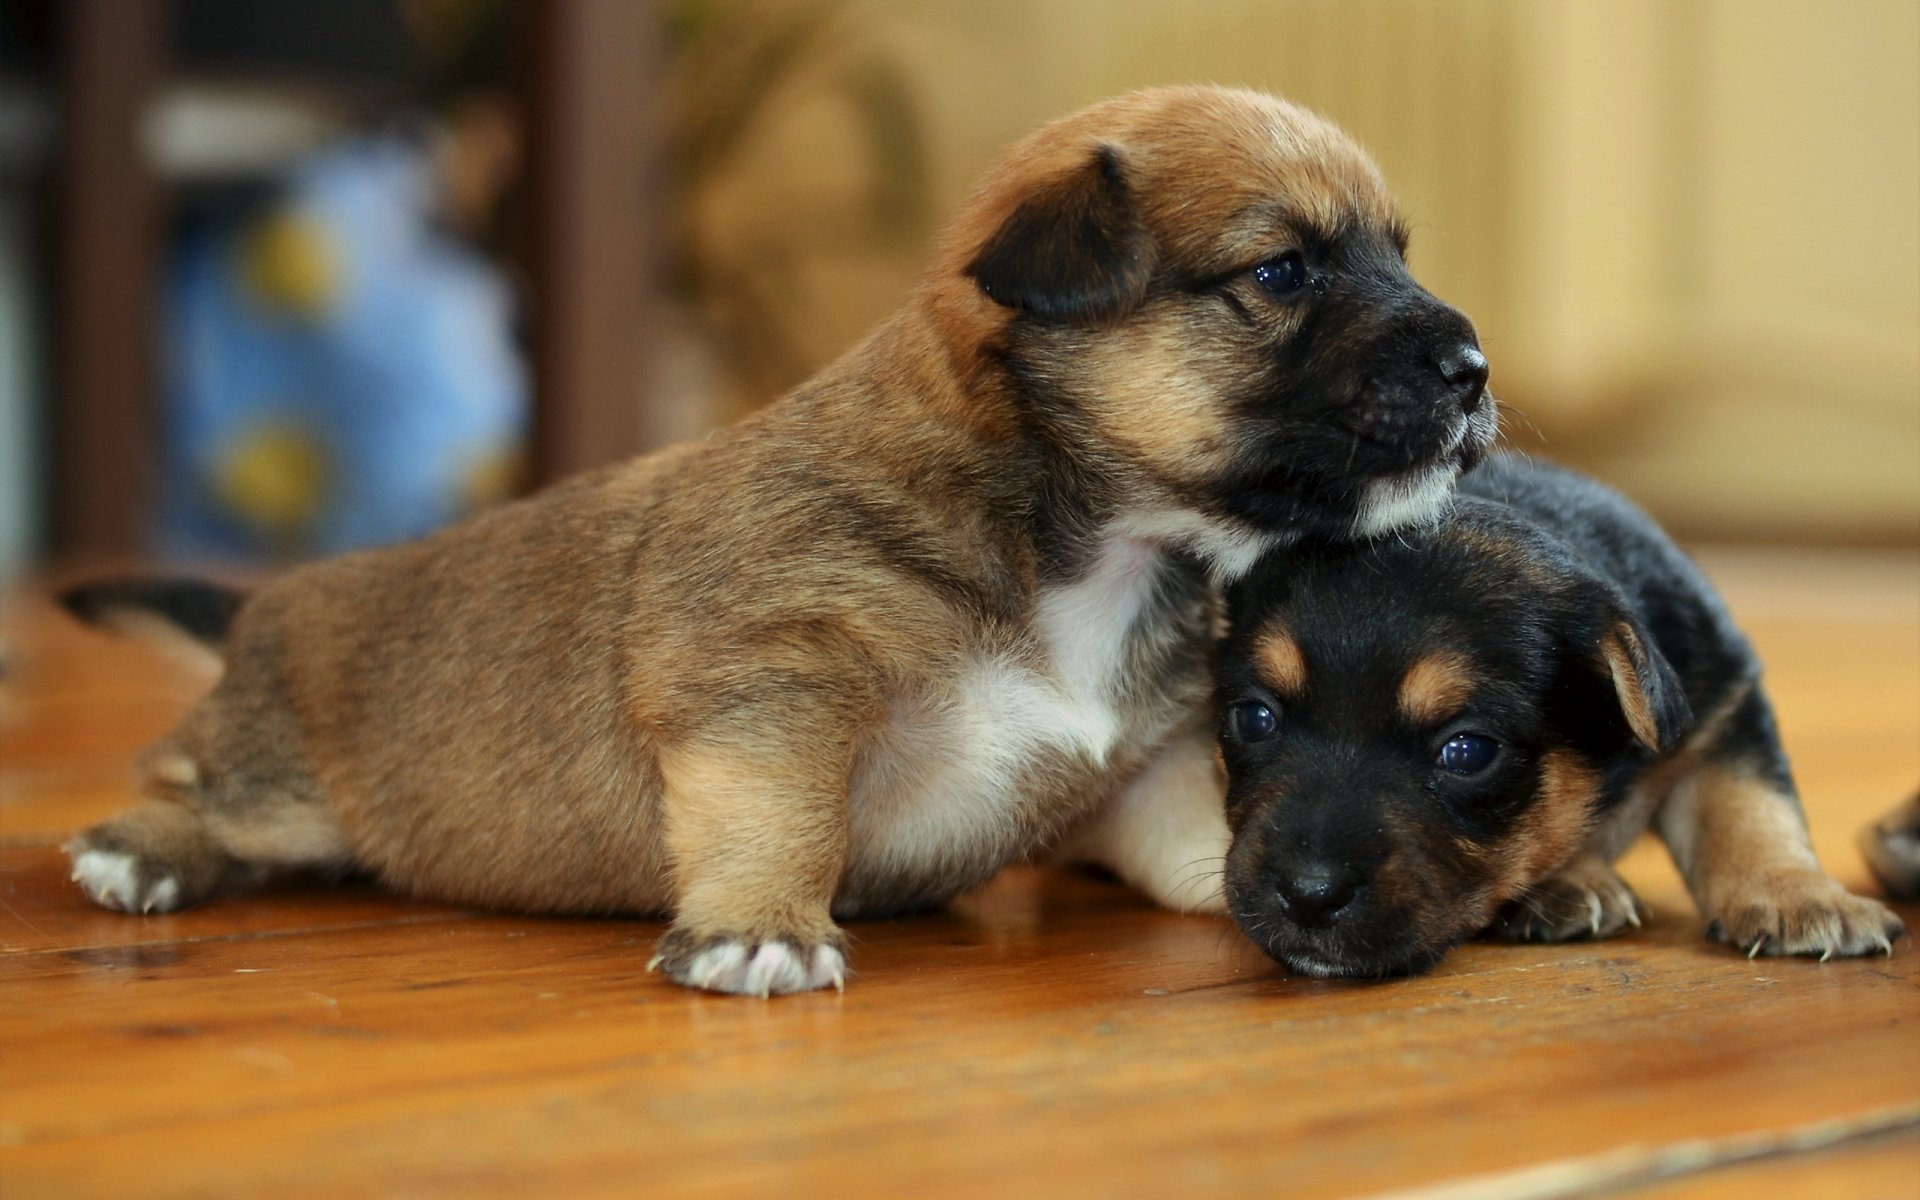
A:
1224,800,1456,980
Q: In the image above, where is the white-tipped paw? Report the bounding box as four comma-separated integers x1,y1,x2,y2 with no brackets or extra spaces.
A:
66,847,183,914
648,928,847,997
1706,876,1906,960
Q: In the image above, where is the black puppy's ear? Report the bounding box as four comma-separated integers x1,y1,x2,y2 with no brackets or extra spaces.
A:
965,143,1155,323
1595,617,1690,752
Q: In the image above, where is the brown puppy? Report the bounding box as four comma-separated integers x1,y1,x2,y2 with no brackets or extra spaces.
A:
61,86,1495,995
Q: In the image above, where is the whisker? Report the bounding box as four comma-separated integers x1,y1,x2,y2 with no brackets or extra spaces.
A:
1497,400,1546,444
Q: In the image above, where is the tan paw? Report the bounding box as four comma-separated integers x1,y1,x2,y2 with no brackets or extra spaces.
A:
1859,792,1920,902
1488,857,1644,943
648,926,848,996
1705,875,1906,960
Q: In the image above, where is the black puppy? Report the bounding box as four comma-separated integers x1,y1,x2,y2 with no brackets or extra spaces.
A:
1215,453,1905,977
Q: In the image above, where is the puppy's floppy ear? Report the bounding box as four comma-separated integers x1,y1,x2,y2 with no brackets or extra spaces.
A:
966,143,1155,323
1595,615,1690,753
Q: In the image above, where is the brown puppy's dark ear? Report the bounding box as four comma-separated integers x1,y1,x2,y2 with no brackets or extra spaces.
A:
1598,619,1690,752
965,143,1155,323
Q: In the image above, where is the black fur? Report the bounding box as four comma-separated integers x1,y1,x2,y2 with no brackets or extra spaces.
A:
965,144,1155,324
58,578,245,649
1208,221,1490,541
982,211,1495,578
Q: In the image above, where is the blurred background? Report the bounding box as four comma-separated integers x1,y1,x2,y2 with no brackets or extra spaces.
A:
0,0,1914,578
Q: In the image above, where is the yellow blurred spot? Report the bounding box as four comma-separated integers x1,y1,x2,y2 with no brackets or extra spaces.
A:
238,213,339,318
461,448,525,512
213,425,329,537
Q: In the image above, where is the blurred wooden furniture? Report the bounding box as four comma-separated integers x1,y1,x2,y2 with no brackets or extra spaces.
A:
51,0,165,558
519,0,668,482
2,547,1915,1198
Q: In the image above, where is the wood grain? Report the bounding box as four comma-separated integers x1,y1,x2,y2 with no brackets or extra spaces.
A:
1,548,1916,1199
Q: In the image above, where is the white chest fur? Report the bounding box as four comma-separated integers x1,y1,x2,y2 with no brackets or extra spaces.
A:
846,531,1177,882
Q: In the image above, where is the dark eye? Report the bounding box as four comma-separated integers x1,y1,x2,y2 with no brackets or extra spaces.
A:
1437,733,1500,775
1252,251,1309,299
1226,699,1279,744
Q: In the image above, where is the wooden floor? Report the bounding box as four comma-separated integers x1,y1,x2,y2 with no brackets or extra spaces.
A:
2,549,1917,1200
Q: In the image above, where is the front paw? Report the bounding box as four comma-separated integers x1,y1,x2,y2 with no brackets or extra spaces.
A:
1488,858,1643,943
1705,875,1906,960
648,925,848,996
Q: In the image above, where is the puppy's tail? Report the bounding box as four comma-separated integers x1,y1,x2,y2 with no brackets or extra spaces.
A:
58,577,246,673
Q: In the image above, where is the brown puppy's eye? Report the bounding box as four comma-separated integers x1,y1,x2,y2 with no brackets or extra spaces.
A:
1227,700,1279,743
1252,252,1309,300
1437,733,1500,775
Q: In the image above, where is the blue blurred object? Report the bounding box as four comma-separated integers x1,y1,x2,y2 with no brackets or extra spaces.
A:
161,127,528,560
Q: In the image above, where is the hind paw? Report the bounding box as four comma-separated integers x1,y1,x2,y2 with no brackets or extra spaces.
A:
65,843,187,914
62,805,241,915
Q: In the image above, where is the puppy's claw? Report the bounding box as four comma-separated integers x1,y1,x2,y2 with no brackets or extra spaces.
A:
1707,879,1904,960
645,954,663,974
1484,858,1641,945
812,943,847,992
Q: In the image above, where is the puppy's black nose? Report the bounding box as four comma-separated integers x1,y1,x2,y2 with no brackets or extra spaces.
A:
1436,344,1489,413
1275,863,1360,928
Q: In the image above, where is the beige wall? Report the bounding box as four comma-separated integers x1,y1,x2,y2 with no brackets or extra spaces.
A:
688,0,1919,543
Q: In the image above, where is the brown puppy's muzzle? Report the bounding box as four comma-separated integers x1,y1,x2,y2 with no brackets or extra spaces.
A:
1349,294,1491,466
1435,344,1491,415
1282,267,1494,488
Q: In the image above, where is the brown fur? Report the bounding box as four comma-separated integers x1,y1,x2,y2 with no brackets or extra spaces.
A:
1478,749,1603,913
1658,762,1898,957
65,87,1492,996
1253,629,1308,697
1600,623,1665,751
1860,793,1920,902
1395,651,1475,727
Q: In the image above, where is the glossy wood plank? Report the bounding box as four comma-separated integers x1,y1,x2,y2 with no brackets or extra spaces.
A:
1,549,1915,1199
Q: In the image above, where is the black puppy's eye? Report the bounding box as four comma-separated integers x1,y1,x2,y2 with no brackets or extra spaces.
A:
1252,251,1309,300
1227,700,1279,743
1437,733,1500,775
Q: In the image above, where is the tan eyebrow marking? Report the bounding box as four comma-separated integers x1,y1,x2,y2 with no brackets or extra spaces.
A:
1397,651,1476,725
1253,627,1308,696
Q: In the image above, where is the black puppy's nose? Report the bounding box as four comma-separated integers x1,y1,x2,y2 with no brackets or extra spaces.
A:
1435,344,1489,413
1275,863,1360,928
